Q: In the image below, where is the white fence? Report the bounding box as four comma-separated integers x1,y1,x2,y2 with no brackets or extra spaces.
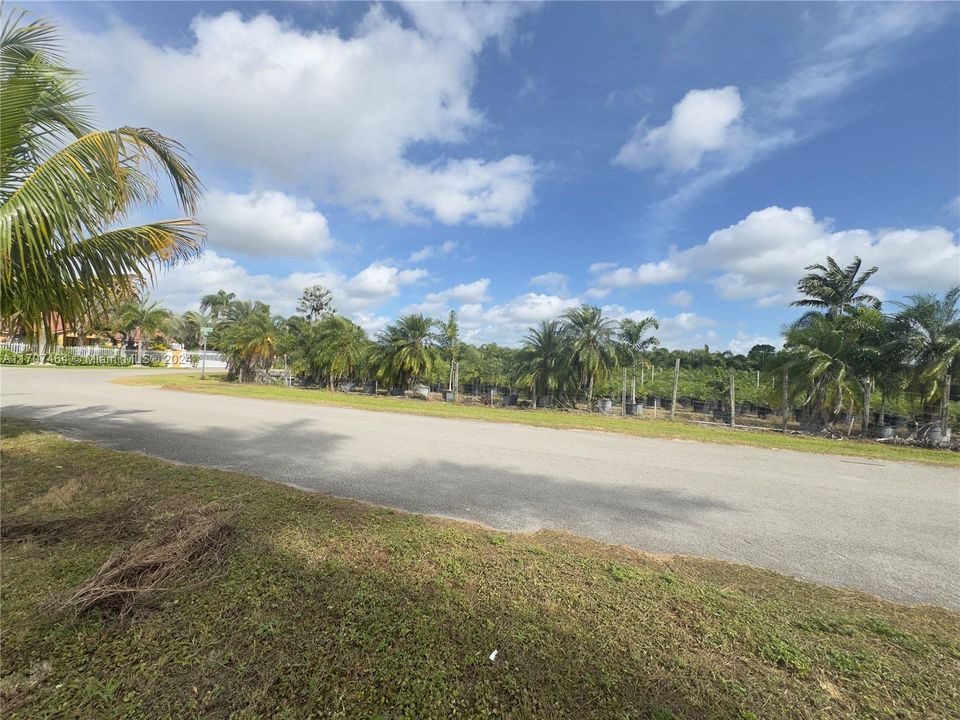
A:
0,341,227,369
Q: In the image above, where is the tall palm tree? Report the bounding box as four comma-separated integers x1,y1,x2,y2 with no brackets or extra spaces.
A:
791,256,880,319
0,12,204,342
618,316,659,404
218,300,279,382
119,298,177,363
375,314,441,389
560,304,618,407
437,310,460,391
311,315,368,390
893,286,960,402
519,320,565,407
200,290,236,322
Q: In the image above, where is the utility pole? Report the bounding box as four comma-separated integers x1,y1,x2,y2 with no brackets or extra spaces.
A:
200,326,211,379
781,369,789,432
756,369,760,388
729,369,736,428
670,358,680,421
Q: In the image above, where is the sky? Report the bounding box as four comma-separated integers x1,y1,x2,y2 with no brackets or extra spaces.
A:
31,0,960,350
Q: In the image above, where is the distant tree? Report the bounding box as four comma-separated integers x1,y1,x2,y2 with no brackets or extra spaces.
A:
791,256,880,319
219,301,280,381
560,305,618,406
893,286,960,402
375,314,441,388
119,298,178,363
519,320,566,407
618,316,659,404
181,310,213,349
200,290,236,321
297,285,335,322
746,344,776,370
437,310,461,390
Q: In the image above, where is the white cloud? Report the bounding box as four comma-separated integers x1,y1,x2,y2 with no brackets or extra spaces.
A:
345,264,427,299
529,271,569,295
406,241,458,264
593,260,687,288
944,195,960,219
152,252,425,328
667,290,693,307
402,278,491,316
67,6,537,226
727,331,778,355
459,292,580,344
583,288,611,300
202,189,333,258
603,206,959,301
618,3,951,223
613,86,746,174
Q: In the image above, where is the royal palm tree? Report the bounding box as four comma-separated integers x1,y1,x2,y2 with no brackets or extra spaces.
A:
119,298,177,363
519,320,565,407
618,316,659,405
560,304,618,407
200,290,236,322
0,12,203,343
218,300,279,382
791,256,880,319
893,286,960,402
437,310,460,391
375,314,441,389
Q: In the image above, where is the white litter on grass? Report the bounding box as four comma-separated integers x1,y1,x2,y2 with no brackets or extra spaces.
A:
489,650,498,662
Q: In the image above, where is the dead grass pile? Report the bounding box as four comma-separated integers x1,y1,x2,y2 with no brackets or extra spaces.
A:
48,501,237,617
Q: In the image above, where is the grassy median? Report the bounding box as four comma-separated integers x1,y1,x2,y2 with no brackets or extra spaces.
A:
2,418,958,719
117,373,960,467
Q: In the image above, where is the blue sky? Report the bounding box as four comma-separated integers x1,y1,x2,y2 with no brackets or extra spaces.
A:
37,1,960,349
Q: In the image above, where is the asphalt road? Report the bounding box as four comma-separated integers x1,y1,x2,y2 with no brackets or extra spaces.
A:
2,367,958,608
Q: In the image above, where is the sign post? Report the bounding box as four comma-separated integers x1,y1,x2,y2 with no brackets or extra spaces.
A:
200,326,213,379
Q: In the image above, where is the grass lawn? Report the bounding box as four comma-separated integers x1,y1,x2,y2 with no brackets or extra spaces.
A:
118,373,960,467
2,418,958,719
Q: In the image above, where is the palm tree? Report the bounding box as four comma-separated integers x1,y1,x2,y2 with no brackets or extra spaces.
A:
311,315,368,390
519,320,566,407
780,314,858,430
375,314,441,389
200,290,236,322
218,300,279,382
560,304,618,407
791,256,880,319
893,287,960,403
180,309,213,350
0,12,203,343
119,298,177,363
618,316,659,405
437,310,460,391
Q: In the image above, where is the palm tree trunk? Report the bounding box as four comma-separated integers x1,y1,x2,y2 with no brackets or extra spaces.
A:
531,382,537,409
878,393,886,427
631,366,637,405
137,330,144,364
587,374,594,408
847,398,856,437
861,377,872,437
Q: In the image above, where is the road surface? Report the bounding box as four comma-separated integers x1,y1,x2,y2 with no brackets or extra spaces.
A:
2,367,958,608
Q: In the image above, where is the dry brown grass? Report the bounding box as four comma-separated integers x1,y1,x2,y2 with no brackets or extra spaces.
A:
47,501,237,617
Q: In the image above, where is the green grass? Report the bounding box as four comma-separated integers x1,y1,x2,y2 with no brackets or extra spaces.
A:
117,373,960,467
2,418,958,719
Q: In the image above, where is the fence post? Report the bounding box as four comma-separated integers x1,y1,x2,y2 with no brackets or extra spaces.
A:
781,369,789,432
729,369,736,428
622,367,627,415
670,358,680,421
